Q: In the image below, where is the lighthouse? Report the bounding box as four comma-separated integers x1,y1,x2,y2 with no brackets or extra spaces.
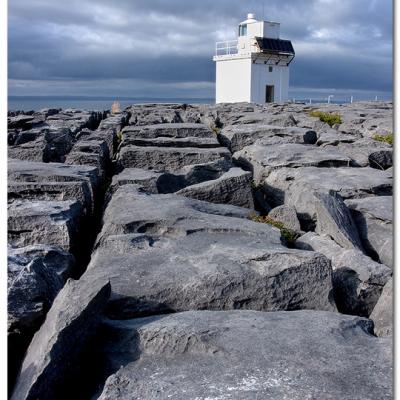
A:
213,13,295,104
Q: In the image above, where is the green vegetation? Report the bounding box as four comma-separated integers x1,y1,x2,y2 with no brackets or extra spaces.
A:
308,111,342,127
212,127,221,135
373,133,393,146
116,131,124,145
250,214,299,247
251,180,261,190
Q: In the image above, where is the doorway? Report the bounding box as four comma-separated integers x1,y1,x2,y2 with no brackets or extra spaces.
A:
266,85,274,103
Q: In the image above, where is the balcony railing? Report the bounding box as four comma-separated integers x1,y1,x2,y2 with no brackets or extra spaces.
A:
215,40,238,56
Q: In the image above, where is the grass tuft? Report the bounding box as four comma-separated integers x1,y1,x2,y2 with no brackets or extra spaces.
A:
373,133,393,146
250,214,299,247
251,180,261,190
308,111,342,127
116,131,124,145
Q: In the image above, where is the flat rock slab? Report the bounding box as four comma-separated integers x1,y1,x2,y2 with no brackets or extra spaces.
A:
176,167,254,208
98,310,392,400
8,200,83,252
83,129,117,153
327,139,392,169
122,136,220,148
117,145,231,173
8,159,99,191
8,139,47,163
109,159,233,196
219,124,317,152
345,196,393,225
234,143,351,182
296,232,391,316
11,278,111,400
99,185,271,239
122,123,215,139
264,167,393,207
85,185,335,318
109,168,162,194
345,196,393,267
97,113,128,132
87,231,334,319
8,115,36,129
127,106,188,126
316,129,358,146
8,180,93,215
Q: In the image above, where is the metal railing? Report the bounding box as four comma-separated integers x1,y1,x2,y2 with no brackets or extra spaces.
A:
215,40,238,56
290,96,391,105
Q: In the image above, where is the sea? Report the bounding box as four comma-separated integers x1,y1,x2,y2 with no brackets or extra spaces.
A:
8,92,393,112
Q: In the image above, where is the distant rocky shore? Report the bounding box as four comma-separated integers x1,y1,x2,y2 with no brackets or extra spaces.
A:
8,102,393,399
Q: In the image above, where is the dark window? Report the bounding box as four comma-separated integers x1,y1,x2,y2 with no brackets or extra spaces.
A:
239,24,247,36
269,66,273,72
266,85,275,103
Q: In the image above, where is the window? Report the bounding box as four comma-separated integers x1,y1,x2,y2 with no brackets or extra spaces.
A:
269,66,273,72
239,24,247,36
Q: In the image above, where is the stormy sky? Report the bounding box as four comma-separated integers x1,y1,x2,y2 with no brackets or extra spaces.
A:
8,0,393,98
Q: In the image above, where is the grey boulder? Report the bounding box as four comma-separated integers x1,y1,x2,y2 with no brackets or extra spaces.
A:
327,139,392,170
8,200,84,252
268,205,301,232
296,232,391,316
263,166,393,207
370,278,393,337
234,143,351,183
345,196,393,267
11,278,111,400
8,180,94,216
176,167,254,208
84,185,335,318
314,191,363,250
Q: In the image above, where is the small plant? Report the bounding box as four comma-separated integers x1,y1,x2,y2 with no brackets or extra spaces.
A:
308,111,342,127
251,180,259,190
212,127,221,135
116,131,123,144
111,101,121,114
373,133,393,146
250,214,299,247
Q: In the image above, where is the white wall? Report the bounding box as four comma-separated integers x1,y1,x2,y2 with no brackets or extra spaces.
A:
250,61,290,103
247,21,281,39
247,22,265,39
216,58,252,103
263,22,280,39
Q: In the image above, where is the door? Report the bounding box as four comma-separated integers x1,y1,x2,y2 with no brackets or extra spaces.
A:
266,85,274,103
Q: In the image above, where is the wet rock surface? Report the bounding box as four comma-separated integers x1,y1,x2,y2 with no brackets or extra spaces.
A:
8,102,392,399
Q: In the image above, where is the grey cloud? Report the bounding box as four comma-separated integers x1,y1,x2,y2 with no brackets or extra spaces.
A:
8,0,393,96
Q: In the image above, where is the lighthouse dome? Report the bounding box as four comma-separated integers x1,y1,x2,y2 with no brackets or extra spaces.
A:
240,13,258,25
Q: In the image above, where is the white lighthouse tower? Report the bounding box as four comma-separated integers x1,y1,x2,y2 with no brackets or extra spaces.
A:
213,13,295,104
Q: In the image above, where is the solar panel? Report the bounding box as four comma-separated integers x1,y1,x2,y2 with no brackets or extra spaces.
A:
255,38,295,55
